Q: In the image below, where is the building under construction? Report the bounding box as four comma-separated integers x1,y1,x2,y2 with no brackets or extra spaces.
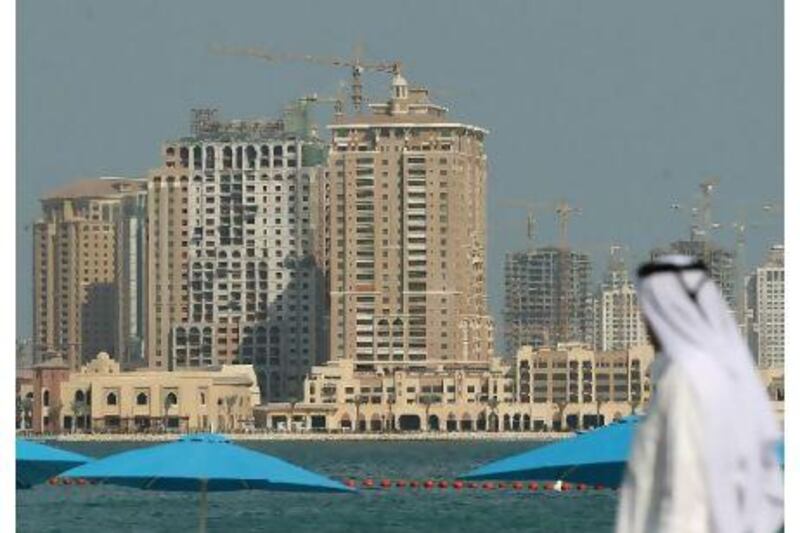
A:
146,107,328,402
504,246,593,355
649,239,736,308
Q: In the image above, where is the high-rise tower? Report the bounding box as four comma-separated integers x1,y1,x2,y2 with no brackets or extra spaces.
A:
32,177,146,369
146,109,326,401
504,247,593,355
322,74,494,369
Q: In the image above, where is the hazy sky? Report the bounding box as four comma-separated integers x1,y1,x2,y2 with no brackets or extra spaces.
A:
17,0,783,339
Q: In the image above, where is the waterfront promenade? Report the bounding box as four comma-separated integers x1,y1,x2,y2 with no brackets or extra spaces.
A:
30,431,574,443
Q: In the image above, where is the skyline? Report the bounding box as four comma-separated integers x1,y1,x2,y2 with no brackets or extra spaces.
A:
17,0,783,337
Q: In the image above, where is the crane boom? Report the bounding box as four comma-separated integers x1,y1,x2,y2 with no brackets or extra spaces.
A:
211,45,402,113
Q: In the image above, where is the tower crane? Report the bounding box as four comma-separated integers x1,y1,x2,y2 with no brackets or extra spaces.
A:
552,200,582,345
211,45,402,114
499,199,558,248
555,200,582,251
283,85,347,138
730,201,782,331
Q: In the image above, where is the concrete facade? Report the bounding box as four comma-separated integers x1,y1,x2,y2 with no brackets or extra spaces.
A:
322,75,494,371
32,178,146,369
258,344,654,432
504,247,593,354
595,252,648,351
145,110,326,402
33,352,260,433
749,245,785,368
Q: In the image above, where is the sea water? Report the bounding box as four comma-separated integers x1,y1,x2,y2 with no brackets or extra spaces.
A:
17,440,618,532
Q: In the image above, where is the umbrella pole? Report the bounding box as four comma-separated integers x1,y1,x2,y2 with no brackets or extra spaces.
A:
198,479,208,533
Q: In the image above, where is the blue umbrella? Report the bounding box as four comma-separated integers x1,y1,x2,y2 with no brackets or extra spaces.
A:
16,438,92,489
460,416,786,489
461,417,641,488
61,433,353,532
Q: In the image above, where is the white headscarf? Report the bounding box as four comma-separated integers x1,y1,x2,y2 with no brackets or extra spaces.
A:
637,255,783,532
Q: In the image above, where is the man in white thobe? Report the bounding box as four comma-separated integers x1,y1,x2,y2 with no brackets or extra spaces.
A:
615,256,783,533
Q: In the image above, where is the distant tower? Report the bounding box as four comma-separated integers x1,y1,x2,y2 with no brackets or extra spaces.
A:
146,110,327,402
323,75,494,367
596,247,648,351
748,245,785,368
504,246,592,355
32,178,146,369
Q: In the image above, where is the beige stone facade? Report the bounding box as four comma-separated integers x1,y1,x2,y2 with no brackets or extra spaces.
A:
258,344,654,432
46,353,259,433
322,75,494,370
33,178,146,369
145,111,326,403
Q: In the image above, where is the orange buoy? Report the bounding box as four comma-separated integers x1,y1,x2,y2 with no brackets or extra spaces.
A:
62,478,73,486
594,484,604,491
497,482,506,489
576,483,587,491
345,479,356,488
380,479,392,488
562,482,571,491
423,480,435,489
452,481,464,490
543,482,554,491
438,480,448,489
410,480,420,488
528,482,539,491
395,480,407,488
362,478,374,488
468,482,479,489
48,478,58,485
482,482,494,490
512,481,523,490
77,478,87,486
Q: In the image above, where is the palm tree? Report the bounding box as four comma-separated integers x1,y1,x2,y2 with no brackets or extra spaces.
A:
552,400,568,432
287,396,299,432
385,394,396,432
595,398,604,428
21,397,33,431
487,397,499,432
628,395,641,417
353,395,364,432
418,394,439,431
163,395,174,433
15,396,23,430
48,400,63,434
69,400,84,434
224,395,238,432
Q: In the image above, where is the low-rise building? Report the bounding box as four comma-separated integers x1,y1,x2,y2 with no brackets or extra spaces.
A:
257,344,655,432
514,343,654,430
29,352,260,433
758,366,785,426
257,357,515,432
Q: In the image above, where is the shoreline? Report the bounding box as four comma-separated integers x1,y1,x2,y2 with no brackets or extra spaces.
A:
33,431,574,443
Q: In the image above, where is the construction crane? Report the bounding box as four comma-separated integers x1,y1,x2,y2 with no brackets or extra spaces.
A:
499,199,559,248
283,85,347,138
211,45,402,114
555,200,582,250
730,201,782,331
551,200,582,345
694,176,720,242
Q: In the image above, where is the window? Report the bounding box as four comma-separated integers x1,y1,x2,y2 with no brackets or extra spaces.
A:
42,389,50,407
136,392,148,406
106,392,118,406
165,392,178,407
